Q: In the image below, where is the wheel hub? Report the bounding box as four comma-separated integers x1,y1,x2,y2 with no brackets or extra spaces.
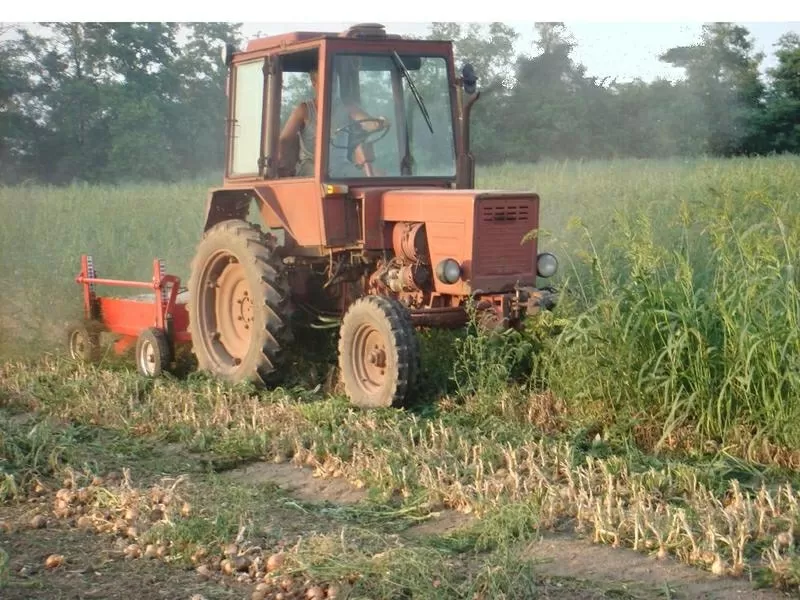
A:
351,324,388,393
139,341,155,375
368,348,386,368
237,293,253,327
70,332,86,357
213,260,254,363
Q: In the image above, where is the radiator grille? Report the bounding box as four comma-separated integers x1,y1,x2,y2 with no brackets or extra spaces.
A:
481,204,530,223
474,198,535,277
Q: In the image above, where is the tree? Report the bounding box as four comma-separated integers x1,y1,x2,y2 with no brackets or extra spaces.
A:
0,31,40,183
659,23,765,155
506,23,602,161
12,23,118,182
166,22,243,176
757,33,800,154
425,23,519,164
6,22,241,183
427,22,518,89
1,21,796,183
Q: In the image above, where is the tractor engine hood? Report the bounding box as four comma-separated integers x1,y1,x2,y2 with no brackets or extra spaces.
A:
358,187,541,296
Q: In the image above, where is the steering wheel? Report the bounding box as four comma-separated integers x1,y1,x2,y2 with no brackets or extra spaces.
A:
331,117,391,151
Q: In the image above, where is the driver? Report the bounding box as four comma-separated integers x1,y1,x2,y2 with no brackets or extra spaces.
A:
278,68,389,177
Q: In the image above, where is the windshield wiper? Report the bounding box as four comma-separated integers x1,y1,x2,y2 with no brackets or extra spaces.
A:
400,99,414,176
391,50,434,134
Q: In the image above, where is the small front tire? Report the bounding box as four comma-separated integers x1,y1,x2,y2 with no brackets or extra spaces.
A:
338,296,419,408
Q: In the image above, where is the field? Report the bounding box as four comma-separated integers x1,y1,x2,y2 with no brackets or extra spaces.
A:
2,157,800,599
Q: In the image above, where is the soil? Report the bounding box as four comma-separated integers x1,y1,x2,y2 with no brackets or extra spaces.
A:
523,534,786,600
224,461,368,506
0,458,793,600
404,508,476,538
224,461,791,600
0,517,243,600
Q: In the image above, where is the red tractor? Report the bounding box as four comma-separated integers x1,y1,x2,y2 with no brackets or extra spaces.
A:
70,23,558,408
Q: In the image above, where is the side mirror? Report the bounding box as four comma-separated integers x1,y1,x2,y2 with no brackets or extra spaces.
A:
461,63,478,95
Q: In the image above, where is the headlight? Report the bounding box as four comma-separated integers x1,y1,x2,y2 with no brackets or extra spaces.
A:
435,258,462,284
537,252,558,278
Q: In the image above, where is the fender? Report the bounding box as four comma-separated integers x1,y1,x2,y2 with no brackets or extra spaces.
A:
202,188,295,241
202,188,251,231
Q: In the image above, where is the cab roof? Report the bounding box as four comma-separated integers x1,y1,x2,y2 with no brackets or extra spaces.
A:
244,23,404,53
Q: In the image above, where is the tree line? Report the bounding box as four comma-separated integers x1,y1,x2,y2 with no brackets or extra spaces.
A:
431,22,800,163
0,22,239,185
0,22,798,185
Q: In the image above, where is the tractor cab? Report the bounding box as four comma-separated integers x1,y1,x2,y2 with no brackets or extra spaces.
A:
220,23,479,190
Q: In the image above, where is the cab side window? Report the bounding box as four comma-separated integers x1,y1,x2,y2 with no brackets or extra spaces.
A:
229,59,265,177
276,49,320,179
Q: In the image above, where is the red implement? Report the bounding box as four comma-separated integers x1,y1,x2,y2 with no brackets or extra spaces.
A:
67,254,191,377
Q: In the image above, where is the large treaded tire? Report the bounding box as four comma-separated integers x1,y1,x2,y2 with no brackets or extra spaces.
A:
187,219,293,386
338,295,419,408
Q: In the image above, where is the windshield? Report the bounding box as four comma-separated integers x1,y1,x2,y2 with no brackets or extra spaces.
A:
326,52,456,180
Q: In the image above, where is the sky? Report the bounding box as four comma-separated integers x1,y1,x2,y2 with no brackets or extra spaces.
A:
239,21,800,83
3,1,800,84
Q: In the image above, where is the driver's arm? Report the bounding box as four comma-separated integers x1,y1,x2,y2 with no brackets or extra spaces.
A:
345,103,390,132
277,103,307,174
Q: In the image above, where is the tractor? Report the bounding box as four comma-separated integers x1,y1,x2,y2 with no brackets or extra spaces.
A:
184,23,558,408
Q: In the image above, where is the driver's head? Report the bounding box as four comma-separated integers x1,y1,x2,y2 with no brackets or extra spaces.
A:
308,68,318,89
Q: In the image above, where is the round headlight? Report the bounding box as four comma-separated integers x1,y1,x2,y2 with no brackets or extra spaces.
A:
435,258,462,284
537,252,558,278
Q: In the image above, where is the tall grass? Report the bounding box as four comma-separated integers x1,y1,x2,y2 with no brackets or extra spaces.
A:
4,156,800,594
3,156,800,455
526,156,800,453
0,176,213,355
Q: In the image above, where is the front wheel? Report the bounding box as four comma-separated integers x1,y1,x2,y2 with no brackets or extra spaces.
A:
187,219,293,386
338,296,419,408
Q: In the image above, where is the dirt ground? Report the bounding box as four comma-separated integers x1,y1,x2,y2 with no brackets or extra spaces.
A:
225,462,789,600
1,523,243,600
0,459,792,600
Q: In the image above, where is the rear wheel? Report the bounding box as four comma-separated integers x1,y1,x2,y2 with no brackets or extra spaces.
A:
338,296,419,408
136,328,172,377
66,321,101,363
187,219,293,385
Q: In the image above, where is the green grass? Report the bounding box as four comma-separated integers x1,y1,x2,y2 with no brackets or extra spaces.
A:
522,156,800,455
0,411,85,501
4,156,800,452
0,176,212,355
4,156,800,454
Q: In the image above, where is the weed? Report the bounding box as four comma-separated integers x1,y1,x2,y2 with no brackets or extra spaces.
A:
0,546,7,588
0,412,80,501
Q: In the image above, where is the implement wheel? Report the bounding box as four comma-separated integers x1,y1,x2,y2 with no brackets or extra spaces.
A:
136,328,172,377
338,296,419,408
66,321,101,363
187,219,293,385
